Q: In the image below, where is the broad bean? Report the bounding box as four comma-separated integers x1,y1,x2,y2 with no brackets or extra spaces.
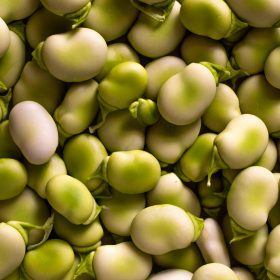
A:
0,17,10,58
264,46,280,89
147,269,193,280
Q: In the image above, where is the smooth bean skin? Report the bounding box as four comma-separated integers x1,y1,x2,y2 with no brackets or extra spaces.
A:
130,204,197,255
147,269,193,280
0,158,27,200
237,75,280,135
0,30,25,92
179,0,237,40
3,268,21,280
25,153,67,198
63,134,107,192
192,263,239,280
40,27,107,82
265,224,280,278
0,223,26,279
84,0,138,42
25,7,72,49
180,34,228,67
104,150,161,194
0,187,50,245
202,83,241,133
147,172,201,216
97,109,145,152
0,17,10,58
225,0,280,28
227,166,278,231
41,0,89,15
96,43,139,81
254,138,277,171
13,60,66,115
54,212,104,249
215,114,269,169
22,239,75,280
9,101,59,165
0,0,40,23
144,56,186,101
264,46,280,89
232,267,255,280
99,189,146,236
231,28,280,74
157,63,216,125
128,1,185,58
196,218,231,266
0,120,21,158
93,241,152,280
175,133,217,182
153,243,204,272
54,79,99,136
46,174,95,225
98,61,147,110
146,117,201,164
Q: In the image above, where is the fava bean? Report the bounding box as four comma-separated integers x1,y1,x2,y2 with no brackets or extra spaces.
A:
153,243,204,272
33,27,107,82
93,241,152,280
232,267,255,280
264,46,280,89
0,158,27,200
128,1,185,58
9,101,59,165
83,0,138,42
147,269,193,280
130,204,203,255
0,16,10,58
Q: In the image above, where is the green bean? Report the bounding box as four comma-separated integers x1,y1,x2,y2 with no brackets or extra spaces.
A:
46,174,99,225
128,1,185,58
25,153,67,198
0,187,50,245
9,101,59,165
153,243,204,272
32,27,107,82
179,0,247,40
83,0,138,42
191,263,239,280
130,204,204,255
146,117,201,164
63,134,108,192
96,109,145,152
147,172,201,216
22,239,75,280
157,63,216,125
25,7,72,49
93,241,152,280
144,56,186,101
99,189,146,236
0,158,27,200
225,0,280,28
202,83,241,133
13,60,66,115
0,223,26,279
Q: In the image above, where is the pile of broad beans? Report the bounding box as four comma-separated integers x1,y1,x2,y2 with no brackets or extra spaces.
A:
2,0,280,279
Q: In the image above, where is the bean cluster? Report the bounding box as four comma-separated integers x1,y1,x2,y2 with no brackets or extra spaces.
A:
1,0,280,280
